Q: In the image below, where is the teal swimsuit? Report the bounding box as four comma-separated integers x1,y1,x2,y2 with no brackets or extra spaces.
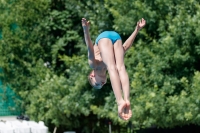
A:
95,31,121,45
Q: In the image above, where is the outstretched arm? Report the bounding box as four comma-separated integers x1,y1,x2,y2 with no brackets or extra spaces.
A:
82,18,96,68
123,18,146,53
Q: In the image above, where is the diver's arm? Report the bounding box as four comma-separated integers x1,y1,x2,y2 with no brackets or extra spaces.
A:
123,18,146,53
82,18,96,68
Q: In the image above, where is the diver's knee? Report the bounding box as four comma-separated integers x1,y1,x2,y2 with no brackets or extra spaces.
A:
116,64,125,72
107,64,117,71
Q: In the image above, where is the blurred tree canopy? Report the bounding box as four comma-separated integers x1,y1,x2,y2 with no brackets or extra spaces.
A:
1,0,200,132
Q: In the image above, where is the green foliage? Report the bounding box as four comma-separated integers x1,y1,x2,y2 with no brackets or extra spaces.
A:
0,0,115,132
104,0,200,129
1,0,200,132
0,0,51,113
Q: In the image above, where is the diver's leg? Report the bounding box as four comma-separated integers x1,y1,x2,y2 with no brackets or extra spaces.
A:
113,40,132,120
98,38,127,120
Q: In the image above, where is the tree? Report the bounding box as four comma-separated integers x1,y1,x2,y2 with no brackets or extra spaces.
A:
2,0,200,132
0,0,117,132
0,0,51,111
100,0,200,129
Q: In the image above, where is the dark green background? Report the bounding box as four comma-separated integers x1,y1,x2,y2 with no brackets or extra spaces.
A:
1,0,200,133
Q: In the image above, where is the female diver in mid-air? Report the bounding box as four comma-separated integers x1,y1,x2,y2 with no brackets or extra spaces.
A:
82,17,146,120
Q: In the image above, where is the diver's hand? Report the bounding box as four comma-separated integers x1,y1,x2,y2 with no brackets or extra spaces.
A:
136,18,146,31
82,18,90,31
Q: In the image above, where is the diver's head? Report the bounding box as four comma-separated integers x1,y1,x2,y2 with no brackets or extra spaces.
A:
88,70,107,89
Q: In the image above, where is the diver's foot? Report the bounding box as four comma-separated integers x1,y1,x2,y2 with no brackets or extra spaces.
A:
118,100,127,120
124,100,132,120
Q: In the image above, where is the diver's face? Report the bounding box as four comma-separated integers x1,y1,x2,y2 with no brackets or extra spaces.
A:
89,73,106,89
